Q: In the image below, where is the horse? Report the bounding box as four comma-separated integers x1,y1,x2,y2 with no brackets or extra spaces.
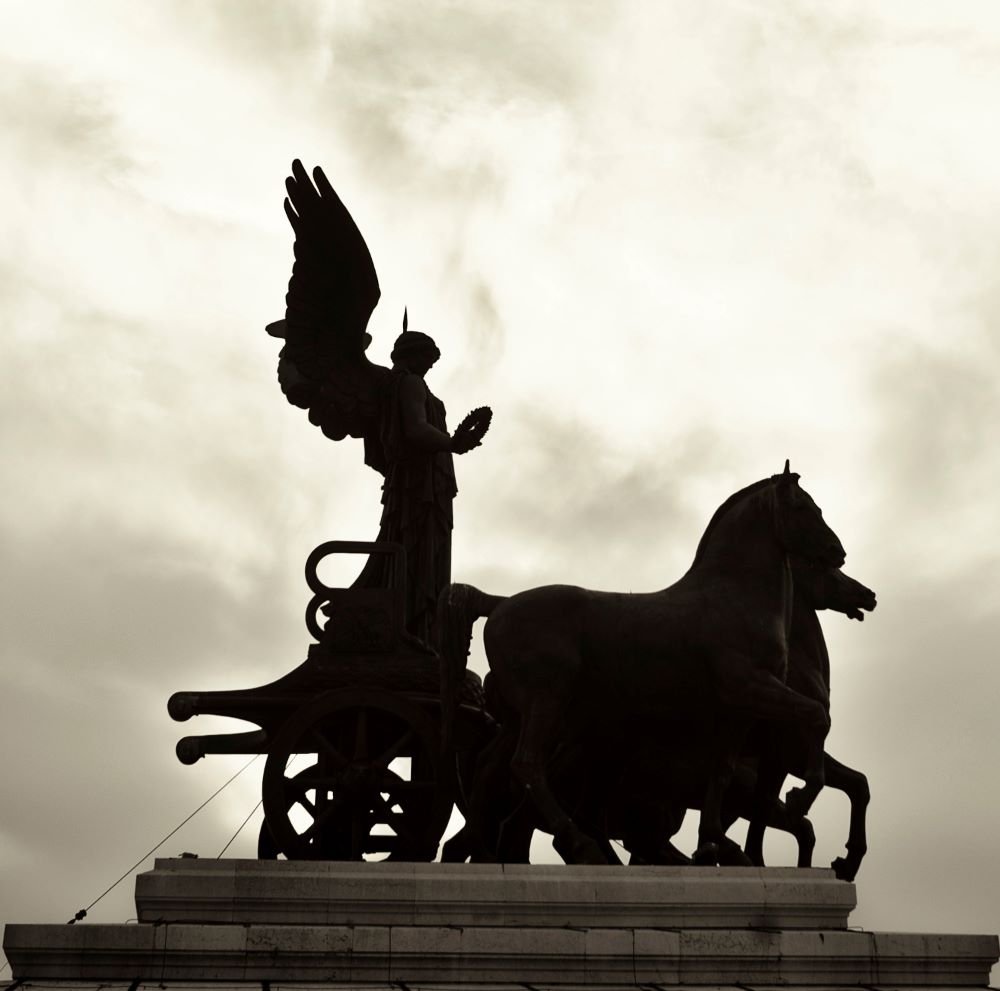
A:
441,561,875,873
740,561,876,879
601,562,876,873
439,463,846,865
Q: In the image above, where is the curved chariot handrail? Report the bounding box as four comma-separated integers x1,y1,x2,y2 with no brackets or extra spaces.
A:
303,540,406,643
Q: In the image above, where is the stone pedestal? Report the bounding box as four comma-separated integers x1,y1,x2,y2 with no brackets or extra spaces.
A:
4,859,997,988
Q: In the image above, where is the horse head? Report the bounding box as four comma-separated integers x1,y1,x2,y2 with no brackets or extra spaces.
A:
792,561,877,620
772,460,846,569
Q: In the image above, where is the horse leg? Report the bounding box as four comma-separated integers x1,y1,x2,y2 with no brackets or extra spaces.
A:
621,799,689,866
783,728,827,818
759,795,816,867
712,753,816,869
496,796,535,863
570,791,622,865
695,739,751,866
509,700,609,865
791,808,817,868
655,802,692,865
594,831,622,864
459,726,519,862
742,732,789,867
441,824,472,863
719,665,829,818
823,752,870,881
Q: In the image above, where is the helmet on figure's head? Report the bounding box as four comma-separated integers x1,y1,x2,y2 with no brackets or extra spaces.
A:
391,330,440,366
391,308,440,372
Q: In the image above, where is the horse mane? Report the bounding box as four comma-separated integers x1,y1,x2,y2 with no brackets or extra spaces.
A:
687,475,777,572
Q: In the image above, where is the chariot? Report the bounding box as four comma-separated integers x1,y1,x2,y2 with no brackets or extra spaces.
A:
168,541,493,861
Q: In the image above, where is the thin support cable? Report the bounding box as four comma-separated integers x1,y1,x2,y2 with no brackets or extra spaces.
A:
66,753,261,924
217,799,262,858
216,754,304,858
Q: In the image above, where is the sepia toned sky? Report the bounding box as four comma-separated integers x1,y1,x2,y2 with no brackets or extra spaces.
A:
2,0,999,966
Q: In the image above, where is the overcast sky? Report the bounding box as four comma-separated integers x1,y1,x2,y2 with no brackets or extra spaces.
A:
2,0,999,969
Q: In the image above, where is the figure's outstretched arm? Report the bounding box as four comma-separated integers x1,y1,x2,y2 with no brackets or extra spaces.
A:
398,375,491,455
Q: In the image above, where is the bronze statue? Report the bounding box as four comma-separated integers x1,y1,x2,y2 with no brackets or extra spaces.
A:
617,563,875,877
170,163,878,873
438,463,846,866
267,161,491,643
441,560,875,875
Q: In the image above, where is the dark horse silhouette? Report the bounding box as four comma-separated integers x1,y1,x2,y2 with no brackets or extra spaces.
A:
439,463,846,865
740,562,876,879
608,563,876,874
441,564,874,874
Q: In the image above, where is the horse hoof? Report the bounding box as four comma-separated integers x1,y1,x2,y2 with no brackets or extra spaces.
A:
573,843,609,865
555,833,609,865
441,828,470,863
657,841,693,866
693,842,720,866
719,839,754,867
831,856,858,882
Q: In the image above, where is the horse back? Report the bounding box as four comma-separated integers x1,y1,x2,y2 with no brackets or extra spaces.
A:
482,581,717,716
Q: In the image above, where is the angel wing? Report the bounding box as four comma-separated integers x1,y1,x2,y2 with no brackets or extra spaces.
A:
267,160,390,474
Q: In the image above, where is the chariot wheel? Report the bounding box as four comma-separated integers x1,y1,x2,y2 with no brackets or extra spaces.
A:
261,688,453,861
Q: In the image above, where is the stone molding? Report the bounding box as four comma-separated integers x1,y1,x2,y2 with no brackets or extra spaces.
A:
135,860,856,930
3,861,997,987
4,920,998,985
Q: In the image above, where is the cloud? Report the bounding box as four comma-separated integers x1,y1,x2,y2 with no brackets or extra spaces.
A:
871,344,999,498
3,5,1000,976
0,57,131,177
175,0,609,196
821,560,1000,938
453,403,730,594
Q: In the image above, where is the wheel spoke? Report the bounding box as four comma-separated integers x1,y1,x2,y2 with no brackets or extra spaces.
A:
374,729,414,767
286,772,334,796
284,779,317,815
308,728,349,768
300,795,354,843
365,834,397,853
374,794,416,840
380,774,436,794
313,799,349,829
297,774,341,793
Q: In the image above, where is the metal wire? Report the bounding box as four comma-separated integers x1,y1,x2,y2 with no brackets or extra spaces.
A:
216,799,263,858
66,753,261,924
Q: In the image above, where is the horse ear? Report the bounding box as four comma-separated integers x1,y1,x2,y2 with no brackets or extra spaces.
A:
783,459,791,476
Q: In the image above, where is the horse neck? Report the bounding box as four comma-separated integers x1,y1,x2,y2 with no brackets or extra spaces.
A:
694,487,787,584
788,593,831,694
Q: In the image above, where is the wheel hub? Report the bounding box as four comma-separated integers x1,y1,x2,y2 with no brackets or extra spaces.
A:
334,762,380,804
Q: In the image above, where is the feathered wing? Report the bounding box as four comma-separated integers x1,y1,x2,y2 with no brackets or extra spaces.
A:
267,160,390,474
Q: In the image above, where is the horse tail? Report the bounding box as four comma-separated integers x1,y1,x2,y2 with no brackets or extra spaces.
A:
437,583,505,754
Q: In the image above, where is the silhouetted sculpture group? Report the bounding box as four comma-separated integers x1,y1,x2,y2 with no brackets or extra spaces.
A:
436,466,875,877
266,160,490,644
171,162,876,878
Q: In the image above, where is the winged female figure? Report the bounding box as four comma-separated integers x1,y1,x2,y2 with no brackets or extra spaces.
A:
266,160,491,644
